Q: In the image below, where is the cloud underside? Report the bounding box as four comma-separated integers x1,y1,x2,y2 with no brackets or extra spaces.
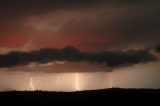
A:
0,46,157,72
156,45,160,52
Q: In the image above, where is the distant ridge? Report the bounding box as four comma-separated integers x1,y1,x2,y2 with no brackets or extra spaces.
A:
0,88,159,105
1,88,160,96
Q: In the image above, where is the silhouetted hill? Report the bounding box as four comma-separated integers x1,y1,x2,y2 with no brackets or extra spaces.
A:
0,88,160,105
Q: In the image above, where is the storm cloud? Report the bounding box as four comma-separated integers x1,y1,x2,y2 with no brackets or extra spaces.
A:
156,44,160,53
0,0,160,91
0,0,160,51
0,46,156,69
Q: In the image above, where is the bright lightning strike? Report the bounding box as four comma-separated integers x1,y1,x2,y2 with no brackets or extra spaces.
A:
75,73,80,91
57,76,60,91
109,73,112,88
30,77,35,91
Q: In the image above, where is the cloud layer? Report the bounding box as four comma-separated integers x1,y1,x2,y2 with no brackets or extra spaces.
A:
0,0,160,51
0,46,156,70
156,44,160,52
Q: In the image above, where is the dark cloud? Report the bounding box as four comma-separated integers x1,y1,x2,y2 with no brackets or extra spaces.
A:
0,0,158,21
0,0,148,11
0,0,112,20
156,44,160,52
0,0,159,51
0,46,156,69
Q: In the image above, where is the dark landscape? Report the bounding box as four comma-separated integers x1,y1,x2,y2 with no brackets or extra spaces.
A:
0,88,160,104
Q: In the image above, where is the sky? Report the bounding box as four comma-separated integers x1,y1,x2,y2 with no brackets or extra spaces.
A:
0,0,160,91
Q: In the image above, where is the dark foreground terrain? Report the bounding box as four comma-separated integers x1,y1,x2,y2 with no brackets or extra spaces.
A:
0,88,160,104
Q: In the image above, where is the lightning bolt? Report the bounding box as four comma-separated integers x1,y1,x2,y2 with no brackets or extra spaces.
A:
57,76,60,91
109,73,112,88
30,77,35,91
75,73,80,91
